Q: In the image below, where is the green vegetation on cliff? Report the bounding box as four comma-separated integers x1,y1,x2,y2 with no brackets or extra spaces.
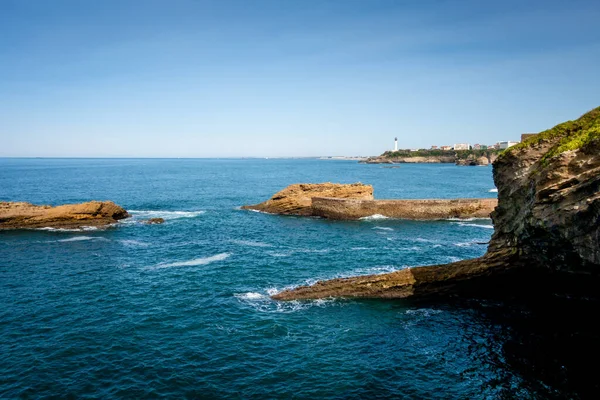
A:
382,148,502,159
504,106,600,164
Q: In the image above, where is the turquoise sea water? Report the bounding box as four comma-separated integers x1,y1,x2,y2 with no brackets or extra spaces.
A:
0,159,595,398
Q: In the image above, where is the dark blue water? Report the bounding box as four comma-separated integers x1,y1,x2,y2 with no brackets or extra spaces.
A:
0,159,590,398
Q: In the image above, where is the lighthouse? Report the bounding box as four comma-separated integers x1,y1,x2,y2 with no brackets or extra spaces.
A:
394,137,398,151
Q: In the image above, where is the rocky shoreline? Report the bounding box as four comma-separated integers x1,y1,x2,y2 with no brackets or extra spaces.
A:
242,183,497,220
0,201,129,229
273,107,600,301
361,152,499,166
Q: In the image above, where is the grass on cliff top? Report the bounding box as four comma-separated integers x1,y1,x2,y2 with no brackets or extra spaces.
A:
502,106,600,164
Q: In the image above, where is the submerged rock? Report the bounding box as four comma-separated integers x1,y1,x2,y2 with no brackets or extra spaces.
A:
274,107,600,301
241,183,374,215
0,201,129,230
145,218,165,224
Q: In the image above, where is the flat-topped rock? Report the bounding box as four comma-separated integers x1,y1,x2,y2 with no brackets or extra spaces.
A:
241,183,373,216
0,201,129,229
312,197,497,220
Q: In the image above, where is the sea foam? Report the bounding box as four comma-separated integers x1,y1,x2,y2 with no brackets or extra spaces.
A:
56,236,106,242
360,214,389,220
454,222,494,229
127,210,205,220
151,253,231,269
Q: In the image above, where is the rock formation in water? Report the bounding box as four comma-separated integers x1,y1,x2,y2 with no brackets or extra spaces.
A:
273,107,600,301
242,183,496,220
145,218,165,224
0,201,129,229
311,197,497,220
241,183,374,215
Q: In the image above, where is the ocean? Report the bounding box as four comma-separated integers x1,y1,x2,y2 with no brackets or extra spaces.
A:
0,158,592,398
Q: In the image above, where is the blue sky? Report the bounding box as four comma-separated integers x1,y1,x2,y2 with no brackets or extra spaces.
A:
1,0,599,157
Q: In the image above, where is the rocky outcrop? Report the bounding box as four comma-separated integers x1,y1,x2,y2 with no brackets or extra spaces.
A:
361,156,455,164
456,155,490,166
145,218,165,224
243,183,496,220
273,107,600,301
241,183,374,215
489,107,600,274
273,249,517,300
0,201,129,229
311,197,497,220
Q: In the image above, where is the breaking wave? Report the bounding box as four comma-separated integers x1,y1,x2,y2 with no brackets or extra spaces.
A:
360,214,389,220
234,287,338,313
230,239,272,248
127,210,205,220
150,253,231,269
454,222,494,229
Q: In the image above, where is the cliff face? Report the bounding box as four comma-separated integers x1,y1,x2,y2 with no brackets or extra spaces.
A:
490,107,600,274
0,201,129,229
241,183,374,215
273,107,600,301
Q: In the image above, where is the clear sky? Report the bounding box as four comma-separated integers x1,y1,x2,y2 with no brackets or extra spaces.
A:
1,0,599,157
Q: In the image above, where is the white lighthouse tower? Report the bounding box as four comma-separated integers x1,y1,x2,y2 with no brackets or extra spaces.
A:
394,137,398,151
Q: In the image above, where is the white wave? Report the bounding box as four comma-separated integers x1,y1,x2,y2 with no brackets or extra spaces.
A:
445,217,492,222
119,239,149,247
230,239,272,248
57,236,100,242
245,209,274,215
346,265,400,276
127,210,205,220
447,256,464,263
37,226,101,232
454,240,487,247
373,226,394,231
267,251,290,257
360,214,389,220
235,287,338,313
405,308,443,317
412,237,438,243
151,253,230,269
234,292,266,300
454,222,494,229
489,188,498,193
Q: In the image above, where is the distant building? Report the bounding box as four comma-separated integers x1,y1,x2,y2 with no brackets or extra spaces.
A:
498,141,519,150
440,145,452,151
431,145,438,150
521,133,537,142
394,137,398,151
472,144,481,150
453,143,470,151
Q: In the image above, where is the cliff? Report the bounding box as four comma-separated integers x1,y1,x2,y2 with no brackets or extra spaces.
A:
241,183,374,215
273,107,600,301
489,107,600,273
0,201,129,229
